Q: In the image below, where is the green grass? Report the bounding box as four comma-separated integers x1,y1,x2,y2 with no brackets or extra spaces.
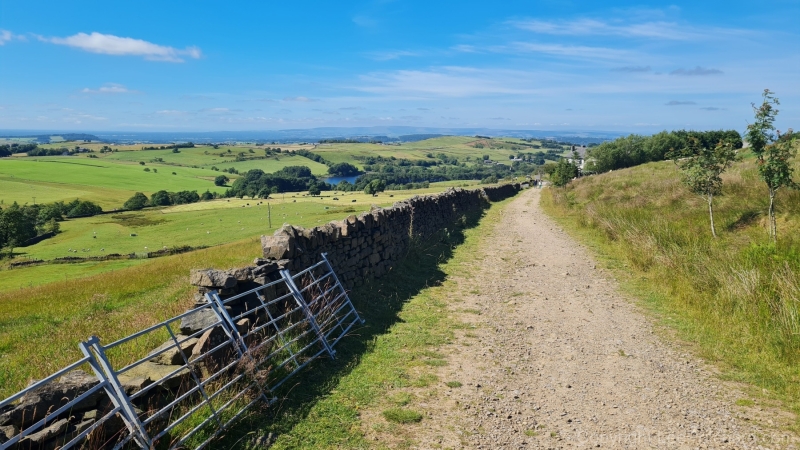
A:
382,408,423,424
209,155,329,175
0,259,147,291
0,157,226,207
541,154,800,422
445,381,462,388
0,237,262,398
9,187,446,263
101,147,329,175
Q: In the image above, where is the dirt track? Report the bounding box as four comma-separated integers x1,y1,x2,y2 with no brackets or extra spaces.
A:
404,187,797,449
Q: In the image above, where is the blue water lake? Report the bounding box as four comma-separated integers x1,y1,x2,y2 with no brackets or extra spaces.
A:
324,175,360,185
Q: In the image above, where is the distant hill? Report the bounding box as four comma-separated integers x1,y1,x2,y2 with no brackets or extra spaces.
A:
0,132,103,143
0,127,621,145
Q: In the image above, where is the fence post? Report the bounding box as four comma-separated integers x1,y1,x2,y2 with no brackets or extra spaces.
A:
280,269,337,359
80,337,153,449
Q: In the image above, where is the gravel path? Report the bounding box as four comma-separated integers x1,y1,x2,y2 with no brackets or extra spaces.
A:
405,188,797,449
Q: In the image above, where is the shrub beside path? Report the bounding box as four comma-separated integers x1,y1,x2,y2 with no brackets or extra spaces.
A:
402,187,797,449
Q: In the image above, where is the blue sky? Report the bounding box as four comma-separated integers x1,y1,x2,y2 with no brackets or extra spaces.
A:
1,0,798,134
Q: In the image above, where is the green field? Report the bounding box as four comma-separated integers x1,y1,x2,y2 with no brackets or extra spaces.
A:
0,158,227,207
313,136,563,169
0,259,148,291
14,190,423,261
98,146,329,174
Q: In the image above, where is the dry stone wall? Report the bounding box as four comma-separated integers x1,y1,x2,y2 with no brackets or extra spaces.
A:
192,184,521,296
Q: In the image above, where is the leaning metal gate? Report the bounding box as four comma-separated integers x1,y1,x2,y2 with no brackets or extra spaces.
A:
0,253,363,450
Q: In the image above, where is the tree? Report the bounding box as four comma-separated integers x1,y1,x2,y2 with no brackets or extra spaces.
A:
66,201,102,218
669,138,738,238
745,89,798,242
327,162,360,177
0,202,36,254
123,192,149,210
150,190,172,206
45,218,60,234
550,158,578,187
364,179,386,195
308,184,321,196
214,175,230,186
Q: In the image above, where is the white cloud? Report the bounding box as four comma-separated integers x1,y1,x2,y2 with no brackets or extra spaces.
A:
0,30,13,45
508,42,632,61
366,50,418,61
46,32,201,62
283,96,317,102
670,66,723,76
611,66,651,73
665,100,697,105
451,44,479,53
511,17,755,44
358,67,539,97
0,29,25,45
512,18,702,40
81,83,134,94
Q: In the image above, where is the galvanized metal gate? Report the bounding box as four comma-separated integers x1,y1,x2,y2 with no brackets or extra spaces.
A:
0,254,362,450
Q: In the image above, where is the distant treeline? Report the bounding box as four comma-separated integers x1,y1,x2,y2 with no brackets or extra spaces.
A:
586,130,742,173
226,150,544,197
142,142,196,150
0,133,100,144
0,199,104,253
316,134,443,143
225,166,327,198
348,160,518,191
123,190,216,210
0,143,38,156
0,143,95,157
318,139,365,144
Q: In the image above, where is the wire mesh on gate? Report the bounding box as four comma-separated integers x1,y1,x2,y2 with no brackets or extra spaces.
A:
0,256,363,450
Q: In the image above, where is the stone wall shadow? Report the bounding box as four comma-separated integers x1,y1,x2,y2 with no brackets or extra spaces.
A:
220,207,486,448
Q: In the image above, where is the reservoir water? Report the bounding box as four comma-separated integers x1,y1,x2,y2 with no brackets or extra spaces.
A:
324,175,360,185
